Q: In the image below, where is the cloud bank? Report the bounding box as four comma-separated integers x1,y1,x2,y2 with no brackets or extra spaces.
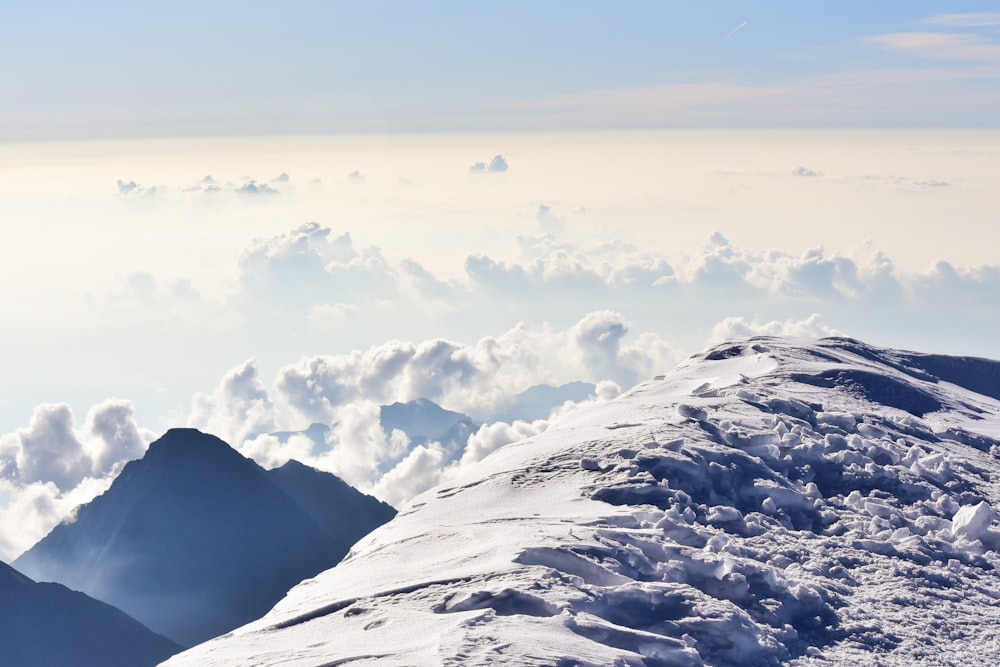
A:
5,218,1000,560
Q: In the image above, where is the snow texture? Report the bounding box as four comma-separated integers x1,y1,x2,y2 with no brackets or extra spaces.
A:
164,337,1000,666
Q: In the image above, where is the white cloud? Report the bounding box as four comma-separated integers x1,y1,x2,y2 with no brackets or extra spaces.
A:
0,476,113,561
318,401,392,488
457,419,549,469
864,32,1000,62
0,399,153,561
535,204,565,233
83,399,152,477
923,13,1000,28
469,155,509,173
238,433,316,471
236,180,279,195
709,314,842,344
7,404,90,491
238,223,397,313
371,443,446,508
117,179,156,197
188,359,277,446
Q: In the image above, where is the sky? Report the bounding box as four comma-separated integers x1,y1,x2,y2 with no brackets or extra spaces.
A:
2,3,1000,560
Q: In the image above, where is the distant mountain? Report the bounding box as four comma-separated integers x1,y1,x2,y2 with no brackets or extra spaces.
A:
379,398,477,468
490,381,596,423
0,560,180,667
166,338,1000,666
381,397,471,442
273,399,479,471
270,421,332,450
14,428,395,647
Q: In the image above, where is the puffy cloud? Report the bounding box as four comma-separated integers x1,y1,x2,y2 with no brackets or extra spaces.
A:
400,259,461,303
791,166,819,177
238,223,397,312
195,315,658,505
0,476,113,561
347,170,365,183
116,179,156,197
0,399,153,560
709,313,843,344
188,359,277,446
273,172,290,183
469,155,509,173
83,399,150,476
458,419,549,469
318,401,391,487
535,204,564,233
487,155,509,172
371,443,446,508
274,312,676,433
238,433,316,471
276,338,492,422
572,311,677,388
7,404,89,490
236,180,279,195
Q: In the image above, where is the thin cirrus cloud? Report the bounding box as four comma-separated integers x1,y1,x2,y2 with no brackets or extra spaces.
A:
864,31,1000,62
922,12,1000,28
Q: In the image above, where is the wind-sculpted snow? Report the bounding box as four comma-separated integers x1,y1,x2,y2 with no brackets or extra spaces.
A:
164,337,1000,666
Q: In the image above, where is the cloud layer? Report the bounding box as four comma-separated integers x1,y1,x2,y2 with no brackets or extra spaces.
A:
4,214,1000,561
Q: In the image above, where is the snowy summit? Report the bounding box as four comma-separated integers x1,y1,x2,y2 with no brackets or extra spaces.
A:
165,337,1000,666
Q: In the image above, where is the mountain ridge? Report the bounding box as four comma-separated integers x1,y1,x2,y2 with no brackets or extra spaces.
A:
163,337,1000,666
0,560,181,667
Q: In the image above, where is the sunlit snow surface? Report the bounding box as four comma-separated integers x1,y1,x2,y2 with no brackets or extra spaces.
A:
164,337,1000,666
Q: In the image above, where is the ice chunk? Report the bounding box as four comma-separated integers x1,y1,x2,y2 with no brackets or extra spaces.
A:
952,502,996,541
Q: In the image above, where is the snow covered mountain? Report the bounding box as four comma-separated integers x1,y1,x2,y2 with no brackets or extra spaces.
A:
164,337,1000,666
14,428,395,648
0,560,180,667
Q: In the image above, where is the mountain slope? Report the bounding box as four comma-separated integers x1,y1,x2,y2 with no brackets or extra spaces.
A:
14,428,395,647
0,560,180,667
164,337,1000,666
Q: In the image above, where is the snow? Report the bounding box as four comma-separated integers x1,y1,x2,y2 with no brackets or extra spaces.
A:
163,337,1000,666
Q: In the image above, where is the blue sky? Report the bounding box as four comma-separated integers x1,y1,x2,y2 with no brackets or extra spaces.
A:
5,2,1000,140
2,3,1000,558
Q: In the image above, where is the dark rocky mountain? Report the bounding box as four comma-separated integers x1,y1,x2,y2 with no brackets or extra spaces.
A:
0,560,180,667
14,428,395,647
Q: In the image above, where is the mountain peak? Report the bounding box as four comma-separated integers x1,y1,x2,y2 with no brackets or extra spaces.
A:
146,427,243,459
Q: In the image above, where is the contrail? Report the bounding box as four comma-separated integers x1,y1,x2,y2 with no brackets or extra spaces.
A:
722,20,748,43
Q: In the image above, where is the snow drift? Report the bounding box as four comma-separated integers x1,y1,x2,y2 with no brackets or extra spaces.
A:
164,337,1000,666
